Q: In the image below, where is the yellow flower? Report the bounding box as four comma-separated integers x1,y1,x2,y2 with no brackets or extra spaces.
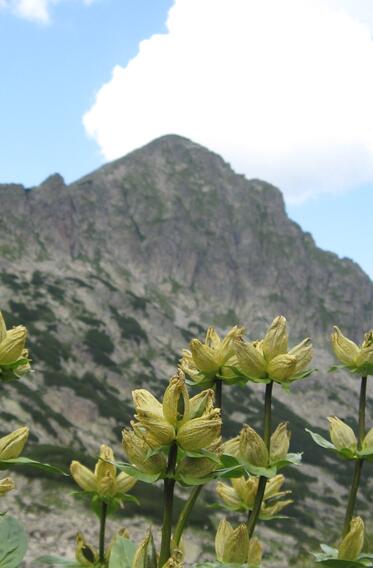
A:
215,520,249,564
0,477,15,496
234,316,312,384
0,312,31,379
327,417,357,452
270,422,291,463
180,326,245,383
262,316,288,361
162,371,190,426
176,409,221,451
0,427,29,460
331,327,373,375
338,517,365,561
70,444,136,499
239,425,268,467
216,474,291,513
122,429,166,475
75,533,98,566
248,537,263,567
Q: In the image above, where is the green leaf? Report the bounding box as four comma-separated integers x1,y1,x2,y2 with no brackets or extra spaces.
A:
306,429,336,450
242,463,277,478
320,545,338,555
183,448,221,464
0,516,27,568
109,537,137,568
35,555,81,566
0,457,68,476
115,463,161,483
178,473,214,486
271,453,303,470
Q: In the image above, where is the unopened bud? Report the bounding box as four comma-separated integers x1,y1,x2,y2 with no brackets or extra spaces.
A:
331,327,360,367
247,537,263,567
215,520,249,564
328,417,357,452
162,371,190,426
0,477,15,496
122,429,166,474
270,422,291,463
338,517,365,561
262,316,288,362
70,461,97,493
267,354,297,382
239,425,268,467
0,326,27,366
176,410,221,451
0,426,29,460
234,340,267,380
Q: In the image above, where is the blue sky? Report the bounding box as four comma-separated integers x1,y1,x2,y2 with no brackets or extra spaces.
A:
1,0,373,279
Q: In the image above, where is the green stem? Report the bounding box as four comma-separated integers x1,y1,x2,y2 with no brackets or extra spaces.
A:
173,376,223,547
342,376,367,537
159,442,178,567
247,380,273,538
99,501,108,563
173,485,202,546
215,377,223,411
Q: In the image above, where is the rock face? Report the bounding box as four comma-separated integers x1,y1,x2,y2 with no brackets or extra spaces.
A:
0,135,372,564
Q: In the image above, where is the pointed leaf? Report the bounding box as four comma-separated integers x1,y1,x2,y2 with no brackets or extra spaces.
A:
306,429,336,450
0,457,68,476
109,537,137,568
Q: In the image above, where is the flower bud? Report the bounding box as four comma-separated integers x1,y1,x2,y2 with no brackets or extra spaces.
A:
239,425,268,467
70,461,97,493
162,371,190,426
362,427,373,451
116,471,137,494
122,429,166,474
75,533,98,566
355,346,373,369
132,529,157,568
262,316,288,362
97,470,116,498
338,517,365,561
132,389,163,416
0,477,15,496
0,326,27,366
215,520,249,564
189,389,214,419
0,313,6,343
288,338,313,374
0,426,29,460
231,477,258,508
331,327,360,367
264,474,286,499
177,457,216,478
362,330,373,349
248,537,262,567
216,481,242,510
176,409,221,451
328,417,357,452
190,339,220,373
270,422,291,463
261,498,293,517
222,435,240,458
267,354,297,382
133,413,176,448
234,340,267,380
95,445,116,485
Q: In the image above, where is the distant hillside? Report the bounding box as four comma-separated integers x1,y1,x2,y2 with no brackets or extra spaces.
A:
0,134,372,565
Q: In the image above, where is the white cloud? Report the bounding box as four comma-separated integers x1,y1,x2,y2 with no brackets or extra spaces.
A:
83,0,373,203
0,0,94,23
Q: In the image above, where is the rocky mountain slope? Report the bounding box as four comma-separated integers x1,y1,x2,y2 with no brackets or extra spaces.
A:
0,134,372,564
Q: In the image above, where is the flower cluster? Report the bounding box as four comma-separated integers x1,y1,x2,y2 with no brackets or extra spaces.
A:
331,327,373,376
215,519,262,566
216,473,292,518
181,317,312,387
0,312,30,380
70,444,136,499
